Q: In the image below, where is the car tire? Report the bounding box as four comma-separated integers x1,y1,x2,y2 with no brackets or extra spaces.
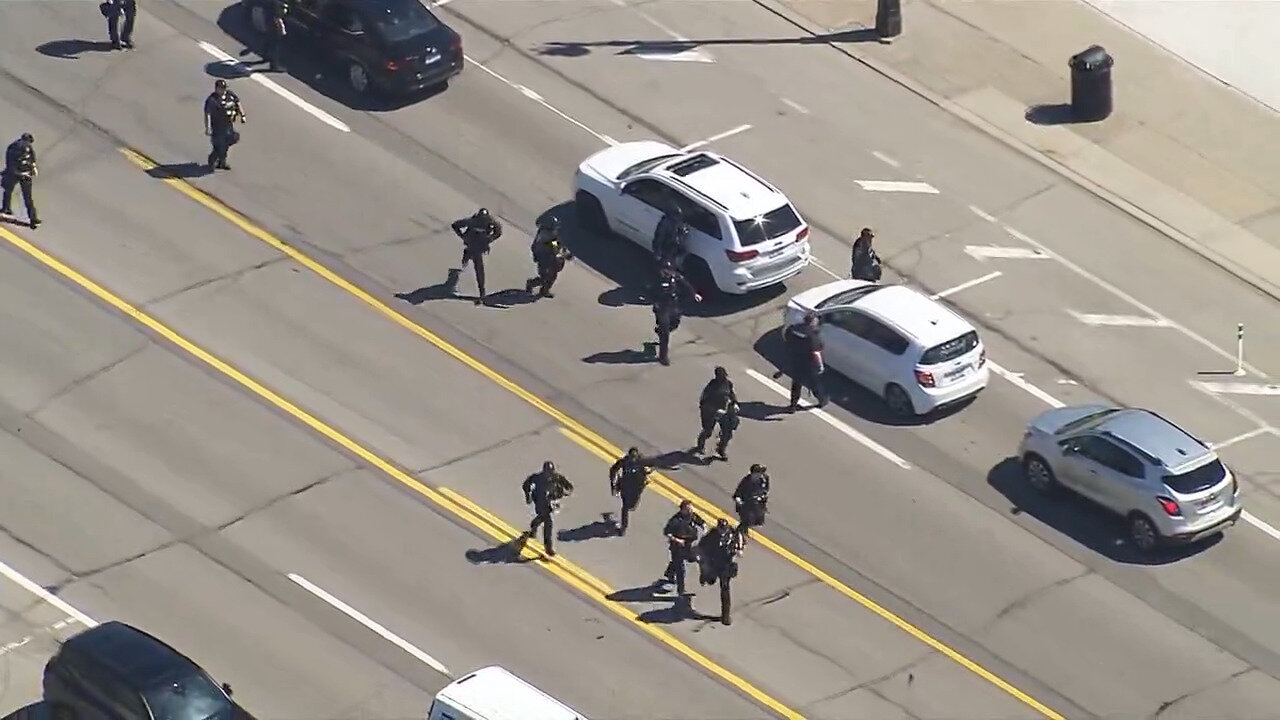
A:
1022,454,1057,494
682,256,719,298
883,384,915,417
346,60,372,95
1127,512,1161,553
574,191,609,235
247,2,269,34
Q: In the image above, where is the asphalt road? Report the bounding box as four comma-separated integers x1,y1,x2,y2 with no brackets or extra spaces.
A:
1,0,1280,718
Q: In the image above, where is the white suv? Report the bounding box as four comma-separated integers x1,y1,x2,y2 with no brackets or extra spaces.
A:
573,141,811,295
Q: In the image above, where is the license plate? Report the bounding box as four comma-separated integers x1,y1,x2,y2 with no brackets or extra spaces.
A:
945,365,971,380
1197,494,1219,509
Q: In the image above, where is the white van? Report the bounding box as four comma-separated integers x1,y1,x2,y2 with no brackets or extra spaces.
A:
427,666,587,720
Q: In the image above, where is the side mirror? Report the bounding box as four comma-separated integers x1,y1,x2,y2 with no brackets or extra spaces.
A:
222,683,234,697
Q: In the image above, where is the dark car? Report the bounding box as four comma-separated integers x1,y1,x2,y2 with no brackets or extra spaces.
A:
243,0,463,96
43,621,253,720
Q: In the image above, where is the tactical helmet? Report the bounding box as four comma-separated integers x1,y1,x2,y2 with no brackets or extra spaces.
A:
477,208,491,221
542,215,561,230
716,518,730,529
542,460,556,473
626,447,640,457
750,463,766,475
714,366,728,379
214,79,228,90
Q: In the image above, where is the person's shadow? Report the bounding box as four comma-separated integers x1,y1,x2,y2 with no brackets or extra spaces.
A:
36,40,115,59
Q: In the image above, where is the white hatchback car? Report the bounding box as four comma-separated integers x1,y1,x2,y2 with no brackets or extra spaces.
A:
783,279,989,416
573,141,811,295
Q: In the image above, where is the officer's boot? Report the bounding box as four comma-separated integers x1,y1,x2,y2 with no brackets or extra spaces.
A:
694,426,711,455
618,506,629,536
657,328,671,366
715,436,729,461
524,276,538,294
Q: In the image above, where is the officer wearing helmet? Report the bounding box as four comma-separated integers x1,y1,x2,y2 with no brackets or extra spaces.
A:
732,464,770,541
522,460,573,557
652,204,689,266
694,366,739,461
661,499,705,596
525,215,573,299
608,447,654,536
644,259,701,366
698,517,744,625
1,132,39,229
203,79,246,171
451,208,502,304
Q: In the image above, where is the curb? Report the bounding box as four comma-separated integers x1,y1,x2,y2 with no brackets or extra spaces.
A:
748,0,1280,305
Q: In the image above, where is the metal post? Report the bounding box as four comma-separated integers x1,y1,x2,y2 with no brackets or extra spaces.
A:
1234,323,1246,376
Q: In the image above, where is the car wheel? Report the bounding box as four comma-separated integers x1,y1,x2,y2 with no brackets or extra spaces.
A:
682,256,719,298
1128,513,1161,553
247,3,269,34
574,191,609,235
883,384,915,417
347,61,371,95
1023,455,1057,494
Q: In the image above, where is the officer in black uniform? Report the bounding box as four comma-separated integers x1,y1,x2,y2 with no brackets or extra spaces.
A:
784,311,828,411
522,461,573,557
1,133,39,229
451,208,502,304
661,500,705,596
608,447,653,536
732,464,770,542
693,366,739,460
525,216,572,299
105,0,137,50
263,0,289,72
652,206,688,266
645,260,701,366
850,227,882,281
203,79,246,171
698,518,743,625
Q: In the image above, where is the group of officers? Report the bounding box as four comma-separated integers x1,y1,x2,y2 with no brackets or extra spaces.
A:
520,430,770,625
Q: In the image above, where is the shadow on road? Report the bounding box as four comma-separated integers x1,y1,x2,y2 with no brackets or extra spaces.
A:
986,457,1219,565
533,28,882,58
36,39,115,59
464,537,536,564
1025,103,1077,126
213,3,444,112
146,162,213,179
558,516,616,542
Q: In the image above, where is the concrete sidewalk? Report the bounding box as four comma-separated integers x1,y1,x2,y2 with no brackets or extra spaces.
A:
759,0,1280,301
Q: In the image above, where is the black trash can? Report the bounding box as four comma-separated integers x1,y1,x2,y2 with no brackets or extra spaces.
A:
1069,45,1113,121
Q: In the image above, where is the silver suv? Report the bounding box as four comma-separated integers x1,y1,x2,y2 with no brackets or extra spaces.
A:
1018,405,1242,552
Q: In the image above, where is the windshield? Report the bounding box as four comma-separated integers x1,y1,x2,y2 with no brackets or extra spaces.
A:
733,204,803,247
370,0,439,45
142,673,231,720
1056,408,1120,435
919,331,979,366
618,154,680,181
815,285,885,309
1164,458,1227,495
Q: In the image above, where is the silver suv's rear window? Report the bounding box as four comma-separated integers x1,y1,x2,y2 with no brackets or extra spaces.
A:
1163,458,1227,494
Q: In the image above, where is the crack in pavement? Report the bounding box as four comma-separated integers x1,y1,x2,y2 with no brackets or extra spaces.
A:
139,255,293,310
410,420,561,476
986,569,1092,627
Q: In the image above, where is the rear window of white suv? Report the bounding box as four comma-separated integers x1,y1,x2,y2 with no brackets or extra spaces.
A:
920,331,979,365
734,204,802,246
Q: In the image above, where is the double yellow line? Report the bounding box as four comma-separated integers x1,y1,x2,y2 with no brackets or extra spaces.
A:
82,147,1059,719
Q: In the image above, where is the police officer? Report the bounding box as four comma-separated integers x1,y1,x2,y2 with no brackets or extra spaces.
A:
263,0,289,72
697,518,743,625
652,205,688,266
525,216,572,299
451,208,502,304
522,461,573,557
850,227,882,281
694,366,739,461
609,447,652,536
646,260,701,366
784,311,828,412
661,500,705,596
105,0,137,50
1,133,39,229
732,464,770,542
203,79,246,171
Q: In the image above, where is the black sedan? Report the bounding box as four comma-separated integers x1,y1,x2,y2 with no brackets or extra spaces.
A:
244,0,463,96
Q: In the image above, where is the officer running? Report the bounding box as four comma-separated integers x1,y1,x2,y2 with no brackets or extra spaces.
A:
1,133,39,229
263,0,289,72
521,461,573,557
645,260,701,366
850,227,882,282
693,366,739,461
203,79,246,171
451,208,502,304
652,205,689,266
784,311,828,411
697,518,744,625
732,464,770,542
525,215,572,299
608,447,653,536
105,0,138,50
661,500,705,596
